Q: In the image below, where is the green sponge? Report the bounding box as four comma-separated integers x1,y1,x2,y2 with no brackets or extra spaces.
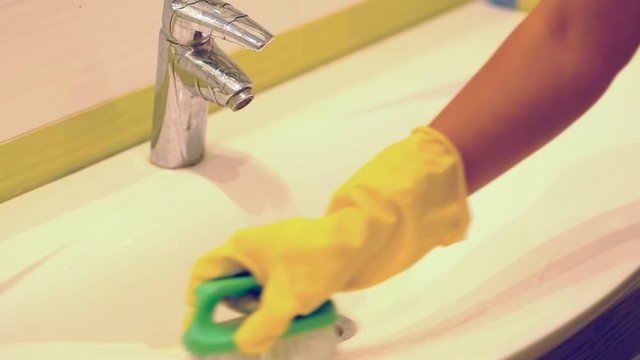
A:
183,275,340,359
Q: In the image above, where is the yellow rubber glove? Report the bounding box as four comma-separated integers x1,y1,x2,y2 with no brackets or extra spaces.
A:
186,126,470,354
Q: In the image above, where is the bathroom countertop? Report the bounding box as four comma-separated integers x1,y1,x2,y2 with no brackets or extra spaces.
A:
1,2,639,359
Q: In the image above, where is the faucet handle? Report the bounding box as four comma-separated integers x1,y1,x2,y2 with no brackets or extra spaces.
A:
163,0,274,50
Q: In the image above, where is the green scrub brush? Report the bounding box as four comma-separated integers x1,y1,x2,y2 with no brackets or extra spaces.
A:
183,275,342,360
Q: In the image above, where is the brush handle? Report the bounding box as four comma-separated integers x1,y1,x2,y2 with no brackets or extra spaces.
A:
183,274,339,356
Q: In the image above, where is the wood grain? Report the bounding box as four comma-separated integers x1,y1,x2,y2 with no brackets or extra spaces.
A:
540,286,640,360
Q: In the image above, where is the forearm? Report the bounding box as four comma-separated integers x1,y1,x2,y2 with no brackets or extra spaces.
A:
431,0,640,194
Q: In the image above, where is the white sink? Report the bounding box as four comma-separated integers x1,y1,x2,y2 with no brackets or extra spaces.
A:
1,3,639,359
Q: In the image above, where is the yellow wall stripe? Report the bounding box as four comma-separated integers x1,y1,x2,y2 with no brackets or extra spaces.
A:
0,87,153,204
0,0,468,204
517,0,540,12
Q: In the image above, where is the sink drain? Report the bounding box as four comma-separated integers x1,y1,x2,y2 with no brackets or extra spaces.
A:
336,315,357,343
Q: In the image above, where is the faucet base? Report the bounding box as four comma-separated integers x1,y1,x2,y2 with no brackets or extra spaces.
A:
150,62,209,169
150,151,205,169
149,95,208,169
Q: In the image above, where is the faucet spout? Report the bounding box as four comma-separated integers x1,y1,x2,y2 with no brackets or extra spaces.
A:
151,1,273,169
177,40,255,108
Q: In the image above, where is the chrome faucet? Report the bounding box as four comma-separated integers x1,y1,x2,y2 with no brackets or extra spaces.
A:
151,0,274,168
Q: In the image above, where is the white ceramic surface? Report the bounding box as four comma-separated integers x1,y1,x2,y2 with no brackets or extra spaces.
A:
1,2,639,359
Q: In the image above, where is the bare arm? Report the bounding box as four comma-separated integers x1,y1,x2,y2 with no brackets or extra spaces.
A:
431,0,640,194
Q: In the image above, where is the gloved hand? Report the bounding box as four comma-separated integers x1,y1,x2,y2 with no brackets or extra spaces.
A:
185,126,471,354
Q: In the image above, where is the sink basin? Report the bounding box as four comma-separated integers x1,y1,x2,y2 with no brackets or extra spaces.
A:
1,3,638,359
